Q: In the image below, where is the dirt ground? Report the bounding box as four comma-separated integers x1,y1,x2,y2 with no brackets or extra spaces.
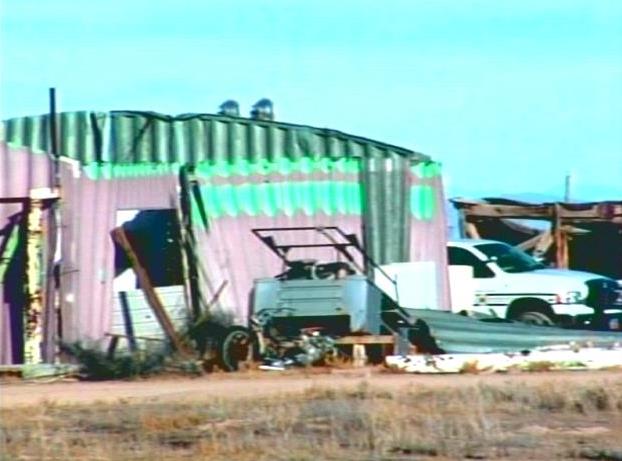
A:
3,369,622,460
2,368,622,408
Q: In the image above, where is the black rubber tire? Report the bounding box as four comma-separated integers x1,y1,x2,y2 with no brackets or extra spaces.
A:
217,326,254,372
515,311,555,326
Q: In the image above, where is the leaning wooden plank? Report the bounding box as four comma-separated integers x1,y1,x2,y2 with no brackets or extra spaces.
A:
110,227,193,357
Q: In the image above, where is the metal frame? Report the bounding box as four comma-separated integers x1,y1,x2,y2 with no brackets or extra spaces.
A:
251,226,399,303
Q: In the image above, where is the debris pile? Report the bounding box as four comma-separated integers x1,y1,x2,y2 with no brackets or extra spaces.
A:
259,329,337,371
385,344,622,374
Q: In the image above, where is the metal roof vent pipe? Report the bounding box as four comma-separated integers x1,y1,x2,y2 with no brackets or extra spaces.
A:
218,100,240,117
250,98,274,120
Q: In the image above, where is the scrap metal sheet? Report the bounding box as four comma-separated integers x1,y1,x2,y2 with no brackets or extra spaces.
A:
409,309,622,354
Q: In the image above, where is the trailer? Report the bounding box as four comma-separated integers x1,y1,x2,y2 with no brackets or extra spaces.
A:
215,226,442,371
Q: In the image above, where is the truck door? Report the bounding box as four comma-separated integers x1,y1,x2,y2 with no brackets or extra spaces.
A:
447,247,501,314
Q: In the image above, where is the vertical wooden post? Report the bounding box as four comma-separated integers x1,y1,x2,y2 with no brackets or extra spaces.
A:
24,199,44,364
552,203,569,269
178,166,202,320
352,344,367,368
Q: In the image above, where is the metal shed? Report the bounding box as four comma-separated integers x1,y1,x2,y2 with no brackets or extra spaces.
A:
0,110,450,364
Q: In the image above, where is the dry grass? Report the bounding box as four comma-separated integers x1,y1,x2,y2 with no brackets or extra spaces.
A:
2,378,622,460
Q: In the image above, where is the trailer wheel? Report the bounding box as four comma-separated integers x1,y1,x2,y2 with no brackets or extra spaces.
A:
218,326,255,371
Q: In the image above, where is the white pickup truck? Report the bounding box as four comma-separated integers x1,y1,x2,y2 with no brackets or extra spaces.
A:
447,239,622,328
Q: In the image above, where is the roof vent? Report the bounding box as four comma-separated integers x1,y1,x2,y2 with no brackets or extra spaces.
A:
218,100,240,117
250,98,274,120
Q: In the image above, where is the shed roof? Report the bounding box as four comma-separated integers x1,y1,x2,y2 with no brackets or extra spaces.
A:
1,110,429,170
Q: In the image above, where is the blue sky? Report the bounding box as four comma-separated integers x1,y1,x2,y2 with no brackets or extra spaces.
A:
1,0,621,200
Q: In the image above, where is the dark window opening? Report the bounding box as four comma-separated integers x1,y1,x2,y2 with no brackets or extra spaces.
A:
113,209,183,287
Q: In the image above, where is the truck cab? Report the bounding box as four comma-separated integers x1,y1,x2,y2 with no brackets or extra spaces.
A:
447,239,622,327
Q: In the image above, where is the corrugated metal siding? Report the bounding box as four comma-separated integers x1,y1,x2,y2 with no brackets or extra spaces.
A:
190,155,449,320
362,155,411,265
2,111,451,362
409,168,451,311
1,111,426,167
0,143,53,197
58,170,180,346
411,309,622,353
2,109,448,289
1,111,107,162
110,286,188,351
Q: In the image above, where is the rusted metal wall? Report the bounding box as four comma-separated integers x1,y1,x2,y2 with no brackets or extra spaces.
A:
0,143,54,363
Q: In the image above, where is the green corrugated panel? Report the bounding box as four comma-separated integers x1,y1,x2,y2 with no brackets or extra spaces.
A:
193,180,364,220
2,110,427,166
1,111,107,161
362,153,412,264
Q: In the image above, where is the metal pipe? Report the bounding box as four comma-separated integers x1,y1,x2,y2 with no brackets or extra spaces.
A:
49,88,60,188
43,88,62,362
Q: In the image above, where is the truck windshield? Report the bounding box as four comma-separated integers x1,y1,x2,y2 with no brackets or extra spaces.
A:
475,243,545,273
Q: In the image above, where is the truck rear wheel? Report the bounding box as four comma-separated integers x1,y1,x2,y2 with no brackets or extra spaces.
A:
515,310,555,326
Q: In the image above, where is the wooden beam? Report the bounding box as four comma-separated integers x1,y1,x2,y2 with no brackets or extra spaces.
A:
110,227,193,357
455,202,622,223
534,230,553,256
457,203,553,219
464,222,481,239
552,204,570,269
516,231,545,251
178,166,202,320
334,335,395,345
